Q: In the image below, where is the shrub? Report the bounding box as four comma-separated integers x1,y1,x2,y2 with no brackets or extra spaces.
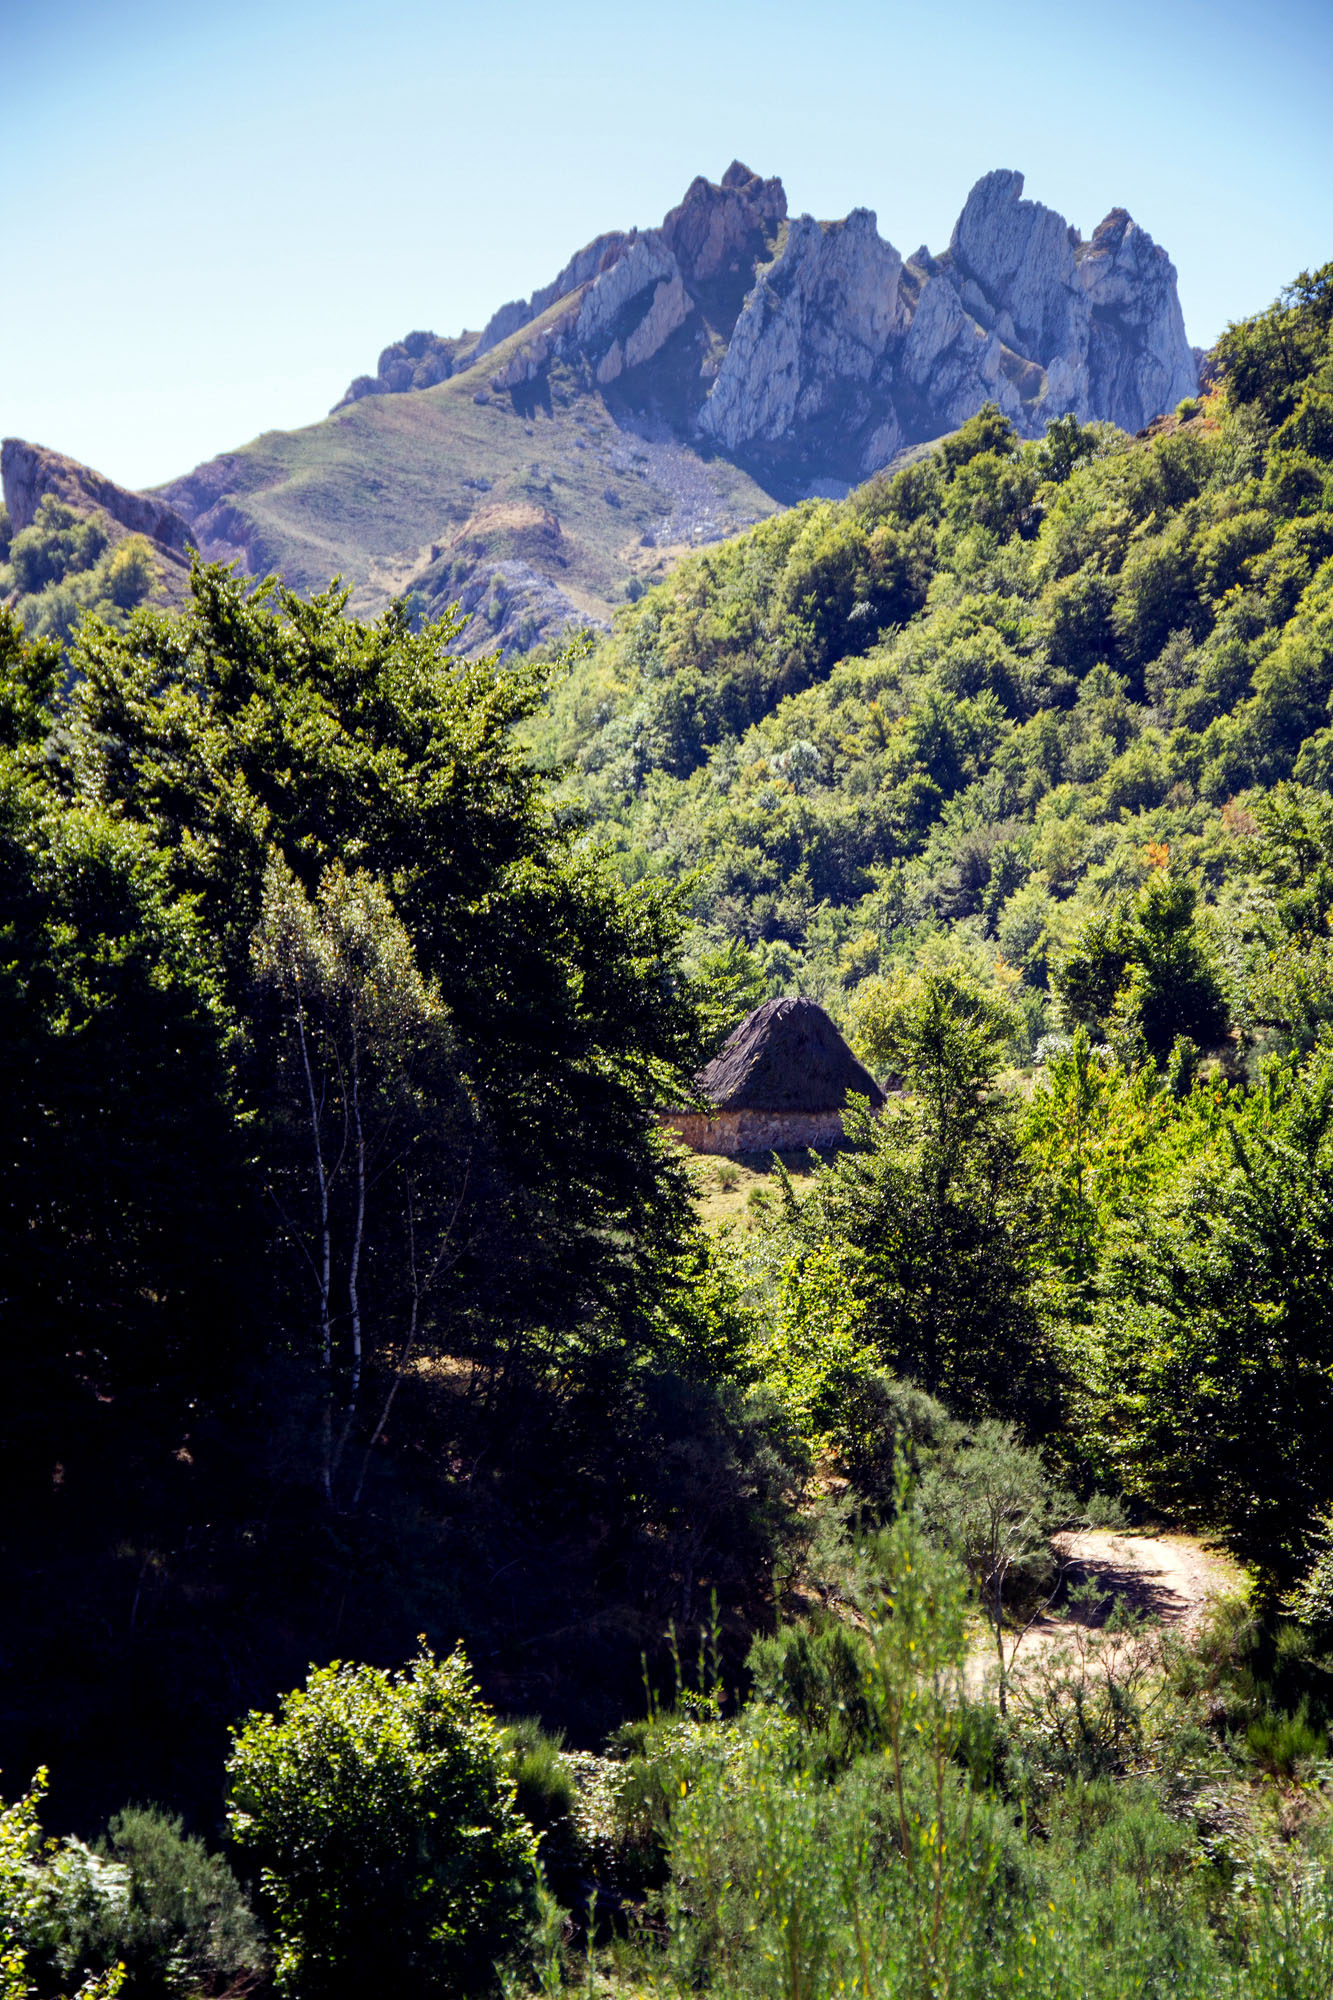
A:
24,1806,263,2000
745,1622,877,1769
498,1719,586,1908
226,1645,539,2000
500,1719,576,1842
103,538,155,612
0,1772,123,2000
1245,1702,1329,1776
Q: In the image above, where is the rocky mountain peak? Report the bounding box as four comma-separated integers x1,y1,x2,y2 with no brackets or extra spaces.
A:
661,162,786,287
947,168,1083,365
330,160,1197,493
158,162,1202,663
700,207,904,463
721,159,761,191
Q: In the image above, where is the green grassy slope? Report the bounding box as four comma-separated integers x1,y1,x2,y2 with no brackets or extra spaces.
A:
155,306,782,643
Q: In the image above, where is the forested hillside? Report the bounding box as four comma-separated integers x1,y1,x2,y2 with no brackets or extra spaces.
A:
3,265,1333,2000
540,263,1333,1059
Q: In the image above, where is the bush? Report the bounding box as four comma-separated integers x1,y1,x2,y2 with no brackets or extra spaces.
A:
24,1806,263,1999
500,1719,576,1843
745,1622,877,1769
226,1645,539,2000
499,1719,594,1914
0,1772,122,2000
103,538,155,613
1245,1703,1329,1776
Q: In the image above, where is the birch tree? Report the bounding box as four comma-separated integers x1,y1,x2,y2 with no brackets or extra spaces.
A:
251,857,472,1505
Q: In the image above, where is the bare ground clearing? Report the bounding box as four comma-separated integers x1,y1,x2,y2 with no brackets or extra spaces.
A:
1045,1529,1242,1640
969,1530,1245,1697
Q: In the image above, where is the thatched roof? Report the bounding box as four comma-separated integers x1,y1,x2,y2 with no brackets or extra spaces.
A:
696,998,885,1113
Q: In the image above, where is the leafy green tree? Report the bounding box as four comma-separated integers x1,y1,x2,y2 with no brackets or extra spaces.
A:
1021,1030,1234,1297
1241,782,1333,1053
226,1645,538,2000
1053,870,1230,1062
1096,1048,1333,1579
0,742,247,1475
250,857,474,1504
1217,261,1333,424
689,934,769,1058
63,563,705,1384
937,401,1018,473
787,974,1053,1420
1037,412,1104,485
918,1420,1087,1713
3,499,108,597
0,605,61,752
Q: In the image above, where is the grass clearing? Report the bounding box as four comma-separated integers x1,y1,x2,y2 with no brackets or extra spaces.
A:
687,1145,832,1231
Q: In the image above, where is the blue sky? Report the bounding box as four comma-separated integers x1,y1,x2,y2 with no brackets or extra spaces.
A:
3,0,1331,490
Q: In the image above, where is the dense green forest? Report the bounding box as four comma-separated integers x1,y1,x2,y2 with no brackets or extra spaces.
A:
3,263,1333,1999
536,265,1333,1058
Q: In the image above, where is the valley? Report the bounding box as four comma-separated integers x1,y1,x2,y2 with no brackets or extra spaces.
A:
1,136,1332,2000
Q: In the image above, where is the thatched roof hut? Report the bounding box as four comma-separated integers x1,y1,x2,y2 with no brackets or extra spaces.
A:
662,997,883,1155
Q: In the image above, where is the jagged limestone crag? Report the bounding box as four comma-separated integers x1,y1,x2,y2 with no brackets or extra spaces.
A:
330,161,1196,489
147,161,1196,657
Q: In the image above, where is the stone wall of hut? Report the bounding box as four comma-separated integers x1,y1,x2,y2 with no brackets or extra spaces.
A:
659,1108,849,1155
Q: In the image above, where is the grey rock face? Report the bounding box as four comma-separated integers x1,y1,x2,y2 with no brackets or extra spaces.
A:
700,209,902,451
899,268,1025,431
1078,208,1198,431
937,171,1197,433
576,231,684,350
475,230,633,361
326,159,1198,493
949,169,1086,367
661,160,786,291
2,436,195,551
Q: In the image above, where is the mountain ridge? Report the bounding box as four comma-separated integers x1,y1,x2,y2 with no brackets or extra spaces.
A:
144,161,1194,652
329,161,1195,479
6,164,1198,658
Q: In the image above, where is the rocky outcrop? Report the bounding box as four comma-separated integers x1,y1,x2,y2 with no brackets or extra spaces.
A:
700,210,903,462
336,329,478,407
898,263,1026,432
575,231,683,352
327,161,1196,497
2,437,195,552
328,161,1194,498
1079,208,1198,431
486,300,581,391
332,164,788,415
937,171,1197,436
474,231,632,362
661,160,786,290
948,169,1086,366
400,543,601,663
158,158,1199,628
151,450,270,575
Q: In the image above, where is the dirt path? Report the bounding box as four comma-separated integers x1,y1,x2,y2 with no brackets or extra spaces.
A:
1046,1529,1240,1638
968,1531,1243,1694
